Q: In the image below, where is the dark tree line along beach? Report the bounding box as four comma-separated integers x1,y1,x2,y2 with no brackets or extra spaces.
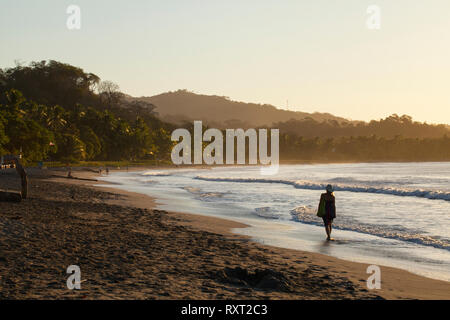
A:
1,60,449,164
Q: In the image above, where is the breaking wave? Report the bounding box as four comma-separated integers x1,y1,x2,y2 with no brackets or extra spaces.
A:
290,206,450,250
182,186,225,200
195,176,450,201
253,207,281,219
141,171,171,177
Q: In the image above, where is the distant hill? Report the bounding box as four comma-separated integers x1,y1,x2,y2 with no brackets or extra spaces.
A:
136,90,351,128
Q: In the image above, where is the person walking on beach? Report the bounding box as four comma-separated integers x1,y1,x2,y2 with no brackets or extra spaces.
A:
317,184,336,241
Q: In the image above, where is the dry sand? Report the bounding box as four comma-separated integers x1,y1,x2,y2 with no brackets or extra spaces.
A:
0,167,449,299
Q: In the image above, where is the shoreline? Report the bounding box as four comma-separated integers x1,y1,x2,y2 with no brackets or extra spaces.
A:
75,168,450,299
0,167,449,299
37,159,450,172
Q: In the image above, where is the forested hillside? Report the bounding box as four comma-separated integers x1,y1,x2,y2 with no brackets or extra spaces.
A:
140,89,349,127
0,61,173,163
1,60,449,164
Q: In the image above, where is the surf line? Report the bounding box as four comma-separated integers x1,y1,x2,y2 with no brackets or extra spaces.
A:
170,120,279,175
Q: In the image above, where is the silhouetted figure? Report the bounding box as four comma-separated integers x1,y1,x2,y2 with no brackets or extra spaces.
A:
318,184,336,240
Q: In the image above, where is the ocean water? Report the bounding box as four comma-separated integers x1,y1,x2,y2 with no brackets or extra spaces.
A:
97,162,450,282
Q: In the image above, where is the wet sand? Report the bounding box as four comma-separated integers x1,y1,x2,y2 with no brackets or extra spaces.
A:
0,167,449,299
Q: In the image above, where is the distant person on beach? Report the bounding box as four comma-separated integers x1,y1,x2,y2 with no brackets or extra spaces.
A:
317,184,336,241
67,166,73,178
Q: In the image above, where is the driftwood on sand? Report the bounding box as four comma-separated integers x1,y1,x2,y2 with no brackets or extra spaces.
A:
0,154,27,202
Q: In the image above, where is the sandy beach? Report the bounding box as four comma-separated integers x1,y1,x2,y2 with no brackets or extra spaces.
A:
0,167,449,300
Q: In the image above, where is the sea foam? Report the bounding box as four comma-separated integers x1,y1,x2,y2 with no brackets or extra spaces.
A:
195,176,450,201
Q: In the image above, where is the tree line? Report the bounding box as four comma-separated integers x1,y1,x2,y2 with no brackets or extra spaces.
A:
273,115,449,139
0,61,173,163
279,134,450,162
173,124,450,163
1,60,449,164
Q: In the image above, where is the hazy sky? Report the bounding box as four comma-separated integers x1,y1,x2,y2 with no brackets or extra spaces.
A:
1,0,450,124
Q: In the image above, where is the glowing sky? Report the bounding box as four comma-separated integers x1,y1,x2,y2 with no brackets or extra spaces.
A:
1,0,449,123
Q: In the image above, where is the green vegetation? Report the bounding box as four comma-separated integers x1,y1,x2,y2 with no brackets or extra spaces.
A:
274,115,449,139
1,60,449,165
42,160,172,168
279,134,450,162
276,115,450,161
0,61,174,165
